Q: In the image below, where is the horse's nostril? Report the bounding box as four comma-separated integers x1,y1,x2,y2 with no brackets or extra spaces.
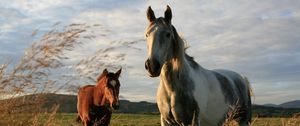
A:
145,59,150,70
145,62,148,70
153,59,160,71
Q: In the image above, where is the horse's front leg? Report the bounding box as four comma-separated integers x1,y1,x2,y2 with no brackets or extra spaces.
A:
191,110,200,126
191,118,200,126
161,115,170,126
101,113,112,126
83,120,93,126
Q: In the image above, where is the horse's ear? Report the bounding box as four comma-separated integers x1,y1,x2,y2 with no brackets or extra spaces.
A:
103,68,108,75
97,69,108,82
115,68,122,78
164,5,172,24
147,6,156,22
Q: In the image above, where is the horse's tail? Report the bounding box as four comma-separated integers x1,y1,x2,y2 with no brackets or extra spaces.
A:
243,76,254,97
243,76,253,124
76,115,81,123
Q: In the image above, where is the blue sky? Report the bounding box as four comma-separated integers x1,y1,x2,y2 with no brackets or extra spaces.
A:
1,0,300,104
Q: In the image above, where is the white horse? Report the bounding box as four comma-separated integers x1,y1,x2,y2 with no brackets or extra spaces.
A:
144,6,252,126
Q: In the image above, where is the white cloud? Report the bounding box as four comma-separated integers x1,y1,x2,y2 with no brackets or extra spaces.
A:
1,0,300,104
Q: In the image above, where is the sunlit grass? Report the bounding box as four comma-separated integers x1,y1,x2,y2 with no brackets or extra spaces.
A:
2,113,299,126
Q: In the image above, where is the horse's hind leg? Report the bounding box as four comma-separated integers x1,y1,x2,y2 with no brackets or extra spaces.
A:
235,104,251,126
237,95,252,126
234,77,252,126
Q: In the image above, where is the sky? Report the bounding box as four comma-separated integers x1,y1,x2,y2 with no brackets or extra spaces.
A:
0,0,300,105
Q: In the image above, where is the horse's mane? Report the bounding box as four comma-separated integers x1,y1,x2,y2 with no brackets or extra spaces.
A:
171,25,199,70
97,72,116,83
97,74,106,82
152,18,199,73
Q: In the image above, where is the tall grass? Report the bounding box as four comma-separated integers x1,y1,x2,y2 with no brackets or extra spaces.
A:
0,20,145,125
222,100,300,126
0,23,97,125
223,112,300,126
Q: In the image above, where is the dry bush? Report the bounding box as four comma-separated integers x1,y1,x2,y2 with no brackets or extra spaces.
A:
223,105,300,126
0,23,97,125
222,101,242,126
0,21,144,125
281,112,300,126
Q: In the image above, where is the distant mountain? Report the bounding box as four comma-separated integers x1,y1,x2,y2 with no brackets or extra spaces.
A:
263,103,279,108
279,100,300,108
1,93,299,117
252,104,300,117
115,100,158,114
0,93,158,114
263,100,300,109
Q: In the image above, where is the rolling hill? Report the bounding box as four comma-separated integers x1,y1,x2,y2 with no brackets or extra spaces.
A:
279,100,300,108
263,100,300,109
1,93,299,117
0,93,158,114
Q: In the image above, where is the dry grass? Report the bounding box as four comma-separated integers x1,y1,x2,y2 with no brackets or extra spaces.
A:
223,106,300,126
74,38,143,83
0,21,144,125
1,113,299,126
222,99,300,126
0,23,97,125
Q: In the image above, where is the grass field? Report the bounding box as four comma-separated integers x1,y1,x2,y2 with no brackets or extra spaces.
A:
51,113,161,126
1,113,300,126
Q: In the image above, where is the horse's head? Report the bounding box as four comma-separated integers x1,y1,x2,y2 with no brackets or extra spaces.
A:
144,5,176,77
98,68,122,110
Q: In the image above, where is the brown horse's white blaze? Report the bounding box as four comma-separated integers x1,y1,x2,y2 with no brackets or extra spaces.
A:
77,68,122,126
105,79,120,109
145,6,252,126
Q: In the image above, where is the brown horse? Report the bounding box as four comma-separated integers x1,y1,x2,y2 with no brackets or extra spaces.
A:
77,68,122,126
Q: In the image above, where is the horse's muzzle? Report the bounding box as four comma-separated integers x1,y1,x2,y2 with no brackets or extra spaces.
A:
112,103,120,110
112,105,119,110
145,58,161,77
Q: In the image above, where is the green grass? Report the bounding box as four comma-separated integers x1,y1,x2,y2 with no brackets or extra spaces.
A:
110,113,160,126
54,113,300,126
52,113,160,126
1,113,300,126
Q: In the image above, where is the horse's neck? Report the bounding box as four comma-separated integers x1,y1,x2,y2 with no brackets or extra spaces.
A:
166,34,186,75
162,56,189,91
93,83,105,106
162,52,206,92
166,57,187,74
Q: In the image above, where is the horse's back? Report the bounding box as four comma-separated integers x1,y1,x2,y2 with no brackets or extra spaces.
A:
212,69,250,103
213,69,243,81
78,85,95,103
212,69,252,124
212,69,248,93
79,85,96,92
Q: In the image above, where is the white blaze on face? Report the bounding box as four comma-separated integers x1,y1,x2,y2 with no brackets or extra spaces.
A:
110,80,117,87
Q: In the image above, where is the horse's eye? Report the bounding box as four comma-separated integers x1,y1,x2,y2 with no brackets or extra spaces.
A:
145,34,148,37
166,32,171,38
